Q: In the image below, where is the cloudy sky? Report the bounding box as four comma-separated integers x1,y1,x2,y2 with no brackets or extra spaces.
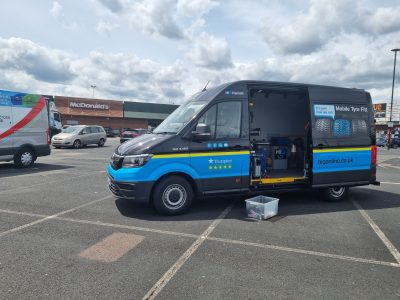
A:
0,0,400,104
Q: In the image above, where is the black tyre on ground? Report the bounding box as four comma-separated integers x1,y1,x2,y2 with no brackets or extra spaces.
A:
322,186,349,202
72,139,81,149
152,176,194,215
14,147,36,168
98,138,105,147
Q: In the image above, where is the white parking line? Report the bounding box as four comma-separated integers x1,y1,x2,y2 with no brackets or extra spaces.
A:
0,170,106,194
142,201,236,300
207,237,400,268
56,216,199,239
0,170,70,179
352,199,400,264
380,181,400,185
1,206,399,269
0,195,112,238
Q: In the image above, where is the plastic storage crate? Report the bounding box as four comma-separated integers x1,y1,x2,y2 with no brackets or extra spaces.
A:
245,195,279,220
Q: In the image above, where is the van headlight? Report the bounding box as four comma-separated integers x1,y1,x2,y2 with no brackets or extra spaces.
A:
122,154,153,168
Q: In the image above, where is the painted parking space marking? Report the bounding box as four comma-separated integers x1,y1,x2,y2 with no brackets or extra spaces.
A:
380,181,400,185
142,201,236,300
0,170,106,194
0,169,70,179
1,207,400,268
206,237,400,268
79,232,144,263
352,199,400,264
0,195,112,238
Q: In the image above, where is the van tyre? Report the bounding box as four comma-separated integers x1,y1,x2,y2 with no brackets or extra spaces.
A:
14,148,35,168
152,176,194,215
98,138,105,147
73,139,81,149
322,186,349,202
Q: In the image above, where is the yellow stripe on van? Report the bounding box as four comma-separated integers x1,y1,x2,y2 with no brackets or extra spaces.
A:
153,150,250,159
313,147,371,153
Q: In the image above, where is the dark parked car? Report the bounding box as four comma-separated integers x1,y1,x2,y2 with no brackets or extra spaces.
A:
376,137,386,147
120,129,148,143
103,127,117,137
388,137,399,148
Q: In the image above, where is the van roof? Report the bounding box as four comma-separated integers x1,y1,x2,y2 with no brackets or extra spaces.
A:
191,80,369,103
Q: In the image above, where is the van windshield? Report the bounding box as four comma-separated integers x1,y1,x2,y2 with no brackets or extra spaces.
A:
153,100,208,134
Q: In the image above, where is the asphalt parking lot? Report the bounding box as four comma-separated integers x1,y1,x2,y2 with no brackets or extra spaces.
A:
0,138,399,299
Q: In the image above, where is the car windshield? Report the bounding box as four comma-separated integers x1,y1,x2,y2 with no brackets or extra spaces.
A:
153,100,208,134
63,126,81,134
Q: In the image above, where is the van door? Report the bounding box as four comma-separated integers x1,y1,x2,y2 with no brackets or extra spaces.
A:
0,104,13,158
189,100,250,193
308,87,372,186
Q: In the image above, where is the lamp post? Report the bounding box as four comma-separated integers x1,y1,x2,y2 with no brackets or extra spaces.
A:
388,49,400,149
90,85,96,98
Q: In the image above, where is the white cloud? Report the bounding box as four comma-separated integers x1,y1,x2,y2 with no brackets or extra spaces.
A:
49,1,79,30
176,0,219,18
98,0,184,39
186,32,233,69
96,20,120,36
0,37,74,83
261,0,400,54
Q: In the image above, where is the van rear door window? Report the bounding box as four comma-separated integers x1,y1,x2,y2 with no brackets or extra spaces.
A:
312,103,370,147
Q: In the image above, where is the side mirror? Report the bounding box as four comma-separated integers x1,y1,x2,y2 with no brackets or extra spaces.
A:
192,123,211,141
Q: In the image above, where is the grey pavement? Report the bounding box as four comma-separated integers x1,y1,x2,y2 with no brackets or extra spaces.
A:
0,138,399,299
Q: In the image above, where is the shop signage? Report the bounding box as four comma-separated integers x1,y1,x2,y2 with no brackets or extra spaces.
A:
69,101,109,110
373,103,386,118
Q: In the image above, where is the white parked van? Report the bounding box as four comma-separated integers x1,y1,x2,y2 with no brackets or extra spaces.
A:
0,89,54,167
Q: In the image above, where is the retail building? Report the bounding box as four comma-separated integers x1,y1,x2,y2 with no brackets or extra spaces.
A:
55,96,178,131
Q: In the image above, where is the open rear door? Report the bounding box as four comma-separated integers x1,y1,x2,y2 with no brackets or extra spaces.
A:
308,86,373,187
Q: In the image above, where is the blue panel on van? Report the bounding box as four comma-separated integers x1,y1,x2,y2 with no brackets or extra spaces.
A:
313,149,371,173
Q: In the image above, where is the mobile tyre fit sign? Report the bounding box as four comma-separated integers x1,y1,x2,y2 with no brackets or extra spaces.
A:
311,103,372,185
0,90,48,144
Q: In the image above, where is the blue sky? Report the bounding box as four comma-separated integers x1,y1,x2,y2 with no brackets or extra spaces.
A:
0,0,400,104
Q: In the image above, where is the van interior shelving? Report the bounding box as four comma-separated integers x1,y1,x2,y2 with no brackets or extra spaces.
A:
248,88,310,186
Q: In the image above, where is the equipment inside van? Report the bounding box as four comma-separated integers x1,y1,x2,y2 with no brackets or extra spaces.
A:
107,81,379,215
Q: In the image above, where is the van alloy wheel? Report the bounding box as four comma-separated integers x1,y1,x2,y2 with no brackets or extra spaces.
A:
14,148,35,168
20,151,33,166
152,176,194,215
162,184,187,210
329,187,345,198
322,186,349,202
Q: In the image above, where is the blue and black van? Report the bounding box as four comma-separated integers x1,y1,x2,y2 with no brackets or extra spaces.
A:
107,81,379,215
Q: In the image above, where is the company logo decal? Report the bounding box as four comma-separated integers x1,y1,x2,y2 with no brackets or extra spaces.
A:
208,158,233,170
70,101,109,110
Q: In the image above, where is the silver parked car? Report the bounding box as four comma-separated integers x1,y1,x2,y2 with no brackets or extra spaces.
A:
51,125,107,149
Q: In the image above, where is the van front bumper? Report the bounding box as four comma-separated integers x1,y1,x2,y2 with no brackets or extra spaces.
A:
107,175,152,203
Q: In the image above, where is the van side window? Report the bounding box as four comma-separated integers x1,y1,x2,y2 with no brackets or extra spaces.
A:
216,102,241,139
91,127,99,133
82,127,90,134
197,105,216,138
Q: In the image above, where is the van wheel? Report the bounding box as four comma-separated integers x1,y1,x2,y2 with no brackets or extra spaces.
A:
98,138,105,147
73,139,81,149
322,186,349,202
152,176,194,215
14,148,35,168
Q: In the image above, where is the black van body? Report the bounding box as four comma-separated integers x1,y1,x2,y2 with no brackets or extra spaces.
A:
108,81,378,215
